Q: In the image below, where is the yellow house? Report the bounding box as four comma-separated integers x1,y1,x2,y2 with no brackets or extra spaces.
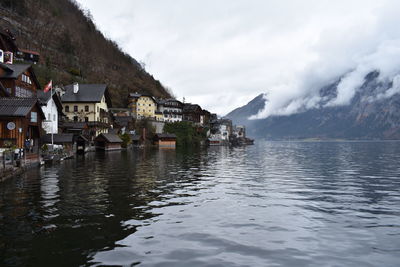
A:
136,94,158,119
61,83,112,137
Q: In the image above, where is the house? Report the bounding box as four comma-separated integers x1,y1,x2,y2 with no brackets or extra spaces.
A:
38,90,63,134
183,103,203,124
127,92,141,118
113,115,135,134
0,29,18,65
59,122,89,136
0,98,45,157
0,63,41,97
208,118,233,145
128,92,158,120
61,83,112,139
158,98,183,123
154,133,177,148
15,49,40,64
94,133,123,151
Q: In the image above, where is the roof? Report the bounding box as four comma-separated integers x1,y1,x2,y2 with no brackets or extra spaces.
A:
59,122,87,129
18,49,40,56
0,98,44,117
114,116,133,127
37,90,64,113
129,134,141,141
0,63,30,79
0,63,41,89
183,103,202,112
155,133,177,139
41,134,74,144
128,93,141,98
96,133,122,143
61,84,111,105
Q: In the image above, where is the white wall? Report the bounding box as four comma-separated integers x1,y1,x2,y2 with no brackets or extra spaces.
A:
41,97,58,134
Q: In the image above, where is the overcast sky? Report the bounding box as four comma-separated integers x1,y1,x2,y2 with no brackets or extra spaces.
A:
76,0,400,117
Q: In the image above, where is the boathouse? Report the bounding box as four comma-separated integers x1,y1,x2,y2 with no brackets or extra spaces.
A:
154,133,177,148
94,133,123,151
0,98,45,158
41,133,74,153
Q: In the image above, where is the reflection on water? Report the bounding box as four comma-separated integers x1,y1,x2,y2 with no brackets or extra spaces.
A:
1,142,400,266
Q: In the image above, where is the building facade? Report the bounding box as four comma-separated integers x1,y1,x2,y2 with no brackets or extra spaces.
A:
61,83,111,137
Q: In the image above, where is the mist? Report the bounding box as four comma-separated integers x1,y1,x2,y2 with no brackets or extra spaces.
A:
76,0,400,116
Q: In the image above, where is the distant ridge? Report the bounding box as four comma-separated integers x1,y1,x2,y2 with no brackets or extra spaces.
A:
225,71,400,140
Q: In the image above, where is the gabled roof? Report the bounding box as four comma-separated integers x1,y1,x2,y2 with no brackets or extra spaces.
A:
41,134,74,144
95,133,122,143
59,122,88,130
114,116,134,127
155,133,177,139
129,134,141,141
61,84,112,107
128,92,141,99
0,97,44,117
37,90,63,113
0,63,41,89
183,103,202,112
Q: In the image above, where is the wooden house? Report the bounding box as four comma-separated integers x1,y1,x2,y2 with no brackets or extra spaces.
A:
154,133,177,148
94,133,123,151
0,63,41,97
15,49,40,64
0,98,45,155
183,103,203,124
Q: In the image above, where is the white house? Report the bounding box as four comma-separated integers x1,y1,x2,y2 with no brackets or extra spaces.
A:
38,90,63,134
157,98,184,123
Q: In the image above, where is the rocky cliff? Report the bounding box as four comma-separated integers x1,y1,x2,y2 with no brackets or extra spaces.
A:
0,0,171,107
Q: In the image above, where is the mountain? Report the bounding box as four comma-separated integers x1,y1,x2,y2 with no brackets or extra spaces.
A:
0,0,171,107
225,71,400,140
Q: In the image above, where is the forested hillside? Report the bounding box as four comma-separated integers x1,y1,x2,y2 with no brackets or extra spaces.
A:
0,0,171,107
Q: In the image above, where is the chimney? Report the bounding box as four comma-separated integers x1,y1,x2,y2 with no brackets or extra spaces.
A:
73,82,79,94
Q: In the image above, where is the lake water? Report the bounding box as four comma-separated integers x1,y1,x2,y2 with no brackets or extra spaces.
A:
1,141,400,266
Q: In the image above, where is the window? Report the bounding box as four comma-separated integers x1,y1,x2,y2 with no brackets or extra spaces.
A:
48,113,51,120
65,105,69,112
74,105,78,112
73,116,78,122
85,117,89,122
53,114,56,121
85,105,89,112
21,74,32,85
15,86,33,98
97,106,99,112
31,112,37,122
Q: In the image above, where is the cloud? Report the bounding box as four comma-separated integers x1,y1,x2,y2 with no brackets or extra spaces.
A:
76,0,400,116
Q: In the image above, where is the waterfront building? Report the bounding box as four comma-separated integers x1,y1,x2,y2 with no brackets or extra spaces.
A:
183,103,203,124
153,133,177,148
128,92,159,120
38,90,63,134
61,83,112,139
41,133,74,154
158,98,183,123
94,133,123,151
0,97,45,156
